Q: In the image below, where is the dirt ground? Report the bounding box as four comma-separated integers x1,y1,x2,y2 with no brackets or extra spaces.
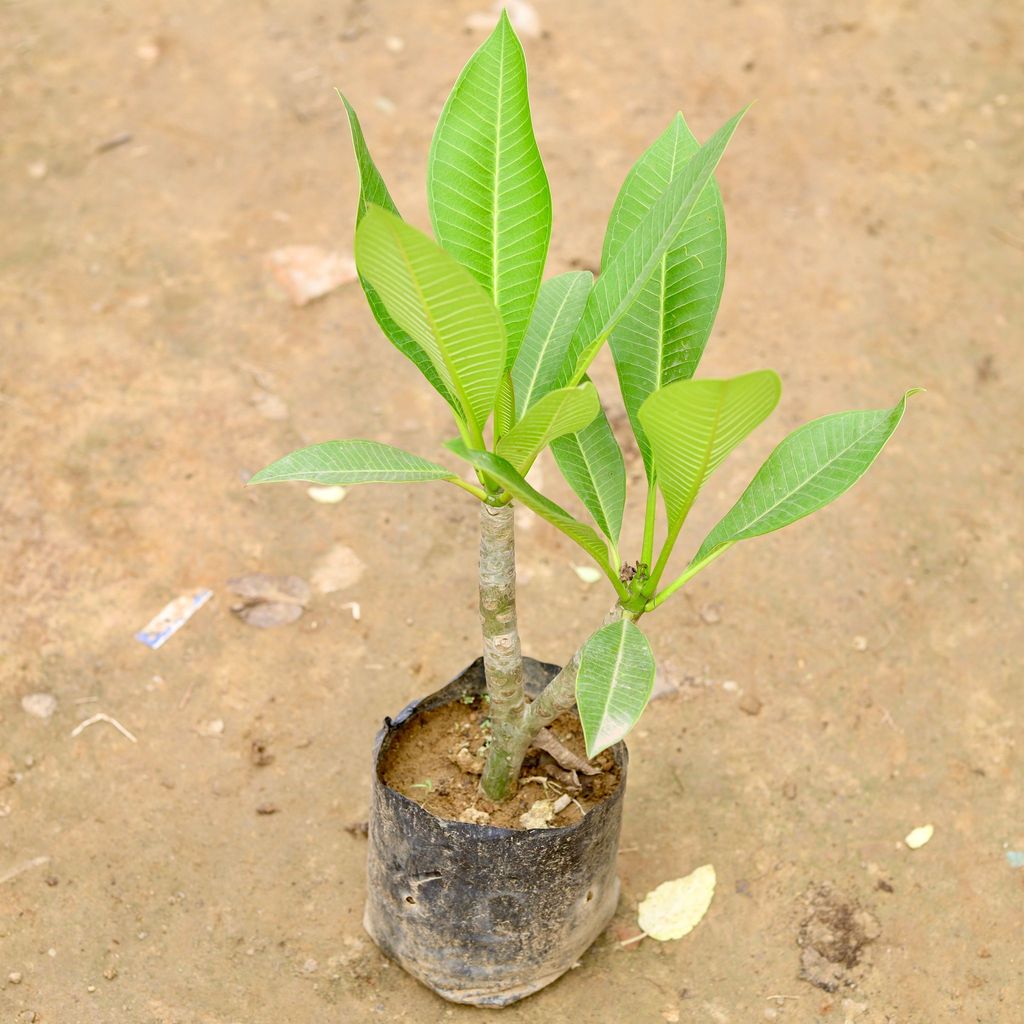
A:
2,1,1022,1021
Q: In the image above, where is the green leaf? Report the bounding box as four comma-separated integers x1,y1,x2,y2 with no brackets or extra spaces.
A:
576,619,656,757
449,443,614,573
512,271,593,417
555,107,747,389
495,382,600,474
602,113,727,478
354,206,506,436
638,371,781,529
551,404,626,544
427,10,551,362
693,390,920,564
249,440,455,486
339,94,459,414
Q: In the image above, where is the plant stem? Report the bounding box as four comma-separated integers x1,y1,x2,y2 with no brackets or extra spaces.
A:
477,504,529,801
645,542,733,610
641,478,657,568
522,604,631,735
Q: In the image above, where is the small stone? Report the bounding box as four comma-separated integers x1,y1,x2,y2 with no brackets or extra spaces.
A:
699,604,721,624
453,747,484,775
197,718,224,737
44,875,59,886
384,35,404,52
519,799,556,829
21,693,57,720
738,693,763,716
302,957,318,973
250,738,275,767
904,824,934,849
852,635,869,652
256,803,280,815
458,808,491,825
136,39,161,62
87,985,96,993
103,966,118,980
306,485,346,504
27,160,47,180
8,971,23,984
722,680,739,693
782,781,798,800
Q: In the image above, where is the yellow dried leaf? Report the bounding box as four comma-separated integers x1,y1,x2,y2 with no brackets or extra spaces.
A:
638,864,716,941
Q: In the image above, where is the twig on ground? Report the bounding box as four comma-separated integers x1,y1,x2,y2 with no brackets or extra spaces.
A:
70,713,138,743
0,855,51,885
178,679,197,710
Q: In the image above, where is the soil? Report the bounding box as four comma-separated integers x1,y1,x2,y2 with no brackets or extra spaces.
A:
380,696,619,829
2,2,1022,1023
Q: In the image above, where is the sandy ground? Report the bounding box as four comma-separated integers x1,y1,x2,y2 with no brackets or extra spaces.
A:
2,1,1022,1021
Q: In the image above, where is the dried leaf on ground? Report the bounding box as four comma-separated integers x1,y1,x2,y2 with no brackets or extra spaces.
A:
311,545,365,594
638,864,716,941
264,246,357,306
531,727,600,774
228,574,310,628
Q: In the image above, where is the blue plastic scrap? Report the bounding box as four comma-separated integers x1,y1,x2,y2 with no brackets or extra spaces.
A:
136,589,213,649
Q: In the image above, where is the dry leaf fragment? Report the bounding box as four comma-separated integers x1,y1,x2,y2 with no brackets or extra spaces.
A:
228,574,310,628
638,864,716,941
531,727,600,775
264,246,357,306
904,824,934,849
311,544,365,594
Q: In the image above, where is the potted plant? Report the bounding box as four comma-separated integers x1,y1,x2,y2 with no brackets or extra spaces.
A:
250,12,917,1007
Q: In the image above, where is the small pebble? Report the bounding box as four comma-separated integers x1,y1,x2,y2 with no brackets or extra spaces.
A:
905,824,934,849
307,485,346,504
256,803,280,815
738,693,763,716
103,966,118,980
384,36,404,52
303,957,318,973
722,680,739,693
136,40,161,62
46,949,55,958
8,971,23,984
21,693,57,720
87,984,96,993
699,604,721,624
27,160,47,180
852,635,868,652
